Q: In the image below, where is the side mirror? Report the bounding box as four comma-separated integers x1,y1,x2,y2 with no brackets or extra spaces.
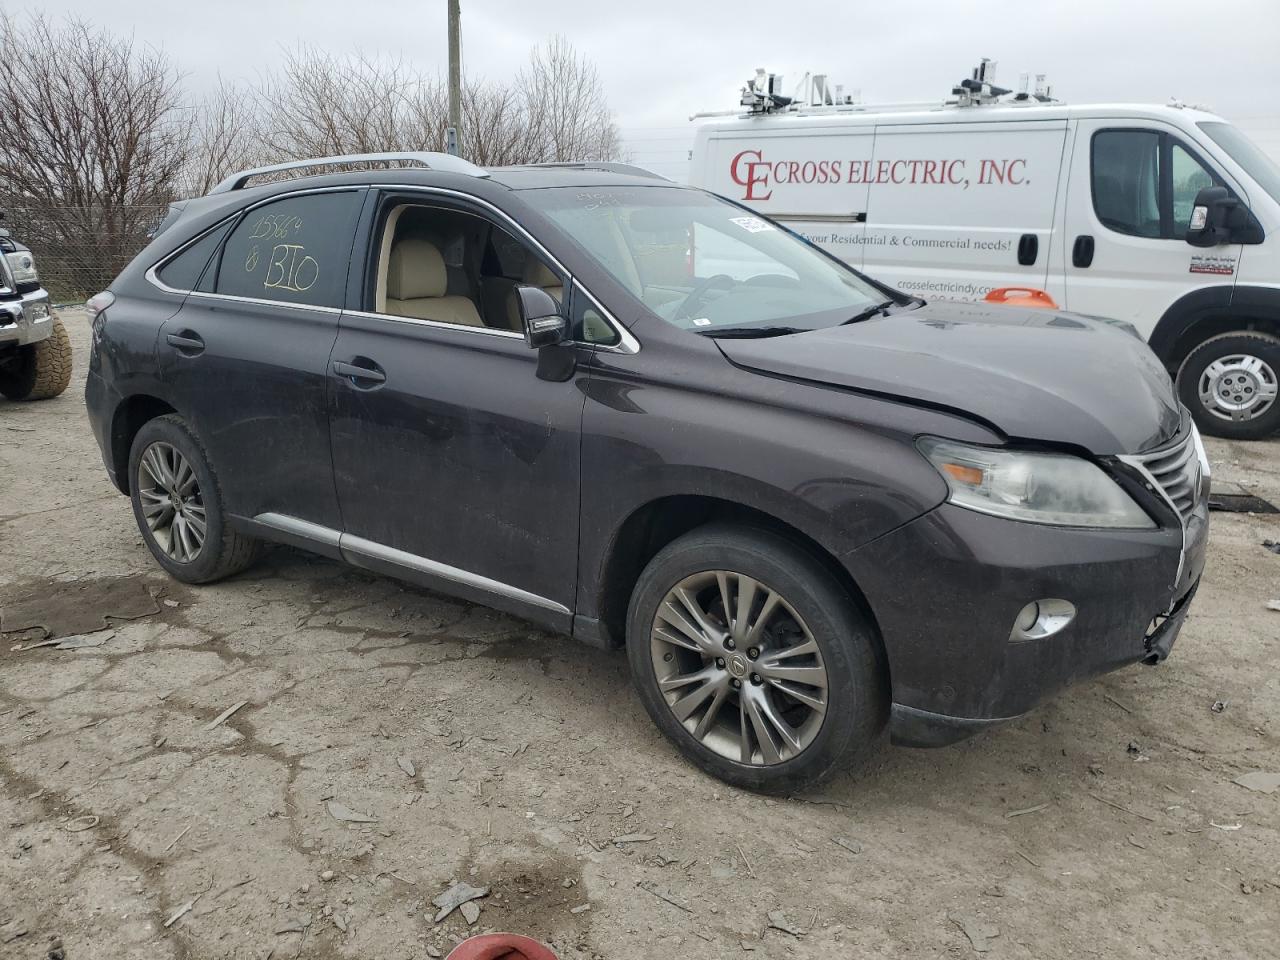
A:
516,285,566,349
1186,186,1264,247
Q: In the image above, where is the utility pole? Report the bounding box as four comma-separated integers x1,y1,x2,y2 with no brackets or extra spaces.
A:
446,0,461,156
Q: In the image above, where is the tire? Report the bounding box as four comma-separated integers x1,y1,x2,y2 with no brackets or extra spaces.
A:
1176,331,1280,440
0,317,72,400
128,414,261,584
625,524,887,794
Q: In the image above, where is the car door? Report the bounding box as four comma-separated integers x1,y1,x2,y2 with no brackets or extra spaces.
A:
327,192,586,625
158,188,364,531
1061,121,1243,336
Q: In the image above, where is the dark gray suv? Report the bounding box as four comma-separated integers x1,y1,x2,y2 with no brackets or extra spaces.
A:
85,153,1209,792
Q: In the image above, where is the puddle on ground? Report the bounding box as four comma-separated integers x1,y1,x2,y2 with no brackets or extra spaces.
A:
0,574,185,638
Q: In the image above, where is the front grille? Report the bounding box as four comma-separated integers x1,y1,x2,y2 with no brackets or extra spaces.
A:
1126,429,1202,522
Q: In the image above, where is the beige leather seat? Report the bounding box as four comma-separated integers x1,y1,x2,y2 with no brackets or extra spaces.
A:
385,237,484,327
506,258,564,328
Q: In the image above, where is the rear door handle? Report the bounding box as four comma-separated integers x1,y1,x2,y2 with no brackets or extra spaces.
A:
1072,234,1095,269
1017,233,1038,266
165,331,204,354
333,359,387,386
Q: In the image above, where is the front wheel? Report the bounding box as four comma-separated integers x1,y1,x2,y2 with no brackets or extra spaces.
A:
1177,331,1280,440
626,525,887,793
0,317,72,400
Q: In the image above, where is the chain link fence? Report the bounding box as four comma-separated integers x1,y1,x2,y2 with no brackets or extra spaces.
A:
0,202,169,303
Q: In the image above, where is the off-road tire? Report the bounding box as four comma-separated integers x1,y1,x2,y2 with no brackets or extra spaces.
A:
1176,331,1280,441
626,524,888,794
128,414,262,583
0,317,72,400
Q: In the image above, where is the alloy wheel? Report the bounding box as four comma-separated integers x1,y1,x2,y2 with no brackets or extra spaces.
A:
1198,353,1278,422
137,441,207,563
649,570,828,765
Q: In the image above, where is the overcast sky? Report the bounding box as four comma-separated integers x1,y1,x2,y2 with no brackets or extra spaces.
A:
22,0,1280,177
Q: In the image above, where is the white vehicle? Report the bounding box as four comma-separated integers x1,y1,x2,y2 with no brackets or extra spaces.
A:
690,64,1280,439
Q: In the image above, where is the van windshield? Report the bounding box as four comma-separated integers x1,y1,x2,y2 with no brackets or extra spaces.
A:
522,186,893,335
1198,122,1280,206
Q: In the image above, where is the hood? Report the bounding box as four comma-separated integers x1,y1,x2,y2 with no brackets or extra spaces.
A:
715,301,1182,454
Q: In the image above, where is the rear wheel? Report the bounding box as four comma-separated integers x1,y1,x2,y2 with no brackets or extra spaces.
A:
128,415,261,583
1177,331,1280,440
626,525,887,793
0,317,72,400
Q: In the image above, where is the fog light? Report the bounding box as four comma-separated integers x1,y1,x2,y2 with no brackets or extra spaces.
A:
1009,598,1076,641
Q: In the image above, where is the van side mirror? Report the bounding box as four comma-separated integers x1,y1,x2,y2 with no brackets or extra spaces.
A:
1186,186,1264,247
515,285,566,349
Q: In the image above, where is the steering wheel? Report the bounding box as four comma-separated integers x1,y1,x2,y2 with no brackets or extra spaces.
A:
674,274,736,323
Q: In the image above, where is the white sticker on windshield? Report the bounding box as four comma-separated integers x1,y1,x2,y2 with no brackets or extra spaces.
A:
692,317,713,327
729,216,774,234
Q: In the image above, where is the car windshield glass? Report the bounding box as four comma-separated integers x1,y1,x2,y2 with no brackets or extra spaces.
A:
521,186,888,333
1198,121,1280,206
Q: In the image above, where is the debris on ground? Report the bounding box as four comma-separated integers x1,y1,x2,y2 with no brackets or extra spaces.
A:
320,870,336,882
570,903,591,914
1212,700,1229,713
635,881,692,913
1266,600,1280,612
64,815,99,833
164,895,200,929
612,833,656,844
1210,821,1242,831
1005,802,1050,818
397,756,416,777
432,881,489,922
766,910,804,937
459,900,481,924
53,630,114,650
950,915,1000,953
204,700,247,731
1233,772,1280,794
326,800,378,823
1262,540,1280,555
832,837,862,854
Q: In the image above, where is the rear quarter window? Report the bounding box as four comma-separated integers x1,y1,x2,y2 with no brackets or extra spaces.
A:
215,191,363,308
156,222,232,291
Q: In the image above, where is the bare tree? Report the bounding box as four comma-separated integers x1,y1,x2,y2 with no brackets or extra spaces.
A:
179,79,264,197
520,36,621,162
0,13,190,297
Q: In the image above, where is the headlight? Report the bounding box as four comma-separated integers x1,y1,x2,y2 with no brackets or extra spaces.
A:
5,250,38,285
918,437,1155,529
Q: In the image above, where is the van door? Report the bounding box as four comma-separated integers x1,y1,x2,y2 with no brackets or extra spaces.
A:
1061,120,1241,336
698,128,873,267
861,119,1067,301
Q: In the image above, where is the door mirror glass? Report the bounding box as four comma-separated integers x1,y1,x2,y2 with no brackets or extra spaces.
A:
515,284,566,349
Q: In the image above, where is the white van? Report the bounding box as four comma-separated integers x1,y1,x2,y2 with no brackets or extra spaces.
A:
690,69,1280,439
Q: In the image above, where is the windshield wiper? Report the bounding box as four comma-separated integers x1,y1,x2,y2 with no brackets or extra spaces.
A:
697,325,805,339
842,300,898,325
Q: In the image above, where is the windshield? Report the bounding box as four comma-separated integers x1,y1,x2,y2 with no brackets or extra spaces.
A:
522,185,890,333
1198,122,1280,206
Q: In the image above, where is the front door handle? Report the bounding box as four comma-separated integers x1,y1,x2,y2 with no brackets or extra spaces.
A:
1072,234,1095,269
333,359,387,386
165,331,205,355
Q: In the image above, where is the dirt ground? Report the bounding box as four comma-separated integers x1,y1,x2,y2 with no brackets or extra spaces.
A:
2,310,1278,960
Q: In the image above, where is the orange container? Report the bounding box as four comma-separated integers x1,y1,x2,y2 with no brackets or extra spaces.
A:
983,286,1059,309
445,933,559,960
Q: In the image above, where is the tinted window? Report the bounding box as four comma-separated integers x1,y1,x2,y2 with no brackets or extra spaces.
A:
1092,130,1161,238
216,191,362,308
157,222,231,291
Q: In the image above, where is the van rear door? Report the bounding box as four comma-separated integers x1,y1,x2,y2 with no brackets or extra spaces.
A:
861,119,1067,301
1061,119,1242,337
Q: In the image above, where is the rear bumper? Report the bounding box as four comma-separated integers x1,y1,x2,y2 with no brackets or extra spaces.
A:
848,500,1208,745
84,368,123,490
0,289,53,347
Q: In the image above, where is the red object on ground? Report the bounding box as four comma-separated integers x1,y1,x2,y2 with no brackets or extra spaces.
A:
445,933,559,960
983,286,1059,309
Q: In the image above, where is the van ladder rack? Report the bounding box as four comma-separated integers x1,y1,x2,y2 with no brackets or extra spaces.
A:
208,152,489,195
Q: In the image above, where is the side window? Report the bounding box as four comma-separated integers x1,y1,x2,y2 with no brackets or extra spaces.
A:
1171,143,1217,236
1092,130,1162,238
156,222,232,291
216,191,362,308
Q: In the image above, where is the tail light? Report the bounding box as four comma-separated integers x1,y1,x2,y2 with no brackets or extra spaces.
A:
85,290,115,318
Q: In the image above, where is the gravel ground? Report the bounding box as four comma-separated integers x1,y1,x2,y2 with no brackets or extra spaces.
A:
2,309,1278,960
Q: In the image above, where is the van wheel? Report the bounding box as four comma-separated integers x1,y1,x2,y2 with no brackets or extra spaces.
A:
128,414,261,583
1177,332,1280,440
625,525,887,794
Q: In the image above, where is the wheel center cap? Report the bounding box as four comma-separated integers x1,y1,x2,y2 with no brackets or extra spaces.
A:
727,654,748,678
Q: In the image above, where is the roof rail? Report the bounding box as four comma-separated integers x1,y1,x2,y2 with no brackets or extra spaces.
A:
521,161,669,181
208,152,489,195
